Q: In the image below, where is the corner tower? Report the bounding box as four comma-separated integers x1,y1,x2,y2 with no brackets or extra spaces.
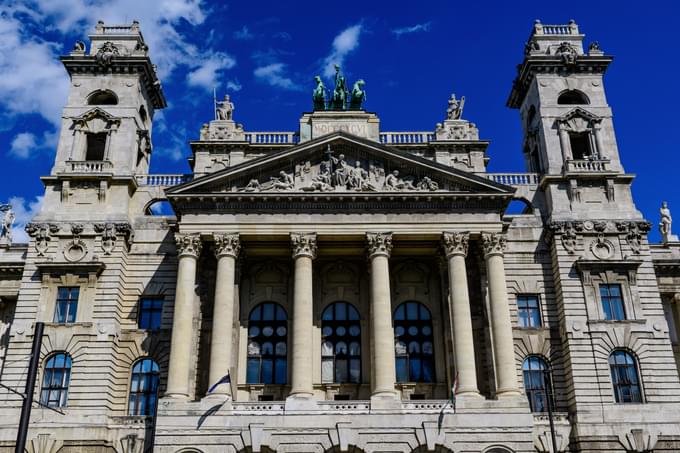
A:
507,20,639,220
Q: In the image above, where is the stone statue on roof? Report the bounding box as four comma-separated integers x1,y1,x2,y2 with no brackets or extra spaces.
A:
312,76,327,110
216,95,234,121
349,79,366,110
0,204,15,245
447,94,465,120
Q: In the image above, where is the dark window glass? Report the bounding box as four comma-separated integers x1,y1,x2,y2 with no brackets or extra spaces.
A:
523,356,553,412
138,298,163,330
609,350,642,403
87,90,118,105
85,133,107,161
394,301,435,383
517,295,542,328
569,132,592,160
557,90,590,105
321,302,361,384
128,358,160,416
247,302,287,384
40,353,72,408
600,284,626,321
54,287,79,323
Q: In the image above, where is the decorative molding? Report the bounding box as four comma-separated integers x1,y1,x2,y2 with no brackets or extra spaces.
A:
441,231,469,258
618,428,658,453
616,221,651,255
366,232,393,259
481,232,506,257
214,233,241,259
25,223,60,256
290,232,317,259
549,221,583,254
588,235,615,260
175,233,202,258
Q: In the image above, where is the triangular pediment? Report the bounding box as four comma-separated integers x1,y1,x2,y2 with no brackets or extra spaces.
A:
558,107,599,122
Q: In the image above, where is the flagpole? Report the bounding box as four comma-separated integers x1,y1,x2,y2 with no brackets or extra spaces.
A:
544,367,558,453
213,86,217,121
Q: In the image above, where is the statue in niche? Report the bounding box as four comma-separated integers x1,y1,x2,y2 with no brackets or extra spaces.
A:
384,170,415,191
312,76,327,110
660,201,674,241
271,171,294,191
216,95,234,121
0,204,14,244
330,65,348,110
348,161,370,190
349,79,366,110
446,93,465,120
417,177,439,191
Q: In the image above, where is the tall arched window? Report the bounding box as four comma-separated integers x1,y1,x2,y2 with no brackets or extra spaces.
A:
321,302,361,384
394,302,434,383
247,303,288,384
40,352,72,408
128,358,160,416
557,90,590,105
522,356,552,412
609,350,642,403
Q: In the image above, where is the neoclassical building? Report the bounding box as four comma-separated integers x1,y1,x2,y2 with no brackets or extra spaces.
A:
2,19,680,453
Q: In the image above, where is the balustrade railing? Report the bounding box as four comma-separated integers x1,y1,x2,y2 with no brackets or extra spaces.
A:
485,173,539,186
136,174,192,186
380,132,435,145
534,21,579,36
245,132,299,144
565,159,610,173
68,160,113,173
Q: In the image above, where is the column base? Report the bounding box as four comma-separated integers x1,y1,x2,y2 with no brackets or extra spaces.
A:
162,392,190,401
456,390,484,399
285,394,317,411
496,388,523,399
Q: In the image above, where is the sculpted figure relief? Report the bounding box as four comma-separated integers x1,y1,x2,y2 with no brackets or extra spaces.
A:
447,94,465,120
271,171,294,191
0,204,15,244
216,95,234,121
96,41,120,67
384,170,416,191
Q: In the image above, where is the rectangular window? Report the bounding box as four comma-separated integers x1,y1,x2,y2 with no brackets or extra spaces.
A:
54,287,79,323
569,132,592,160
85,132,107,161
600,284,626,321
137,298,163,330
517,295,542,328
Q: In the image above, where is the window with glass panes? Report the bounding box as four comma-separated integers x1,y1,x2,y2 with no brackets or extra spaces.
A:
138,298,163,330
394,301,435,383
54,287,79,323
321,302,361,384
523,356,552,412
246,303,288,384
600,284,626,320
517,295,542,327
128,358,160,416
609,350,642,403
40,353,72,408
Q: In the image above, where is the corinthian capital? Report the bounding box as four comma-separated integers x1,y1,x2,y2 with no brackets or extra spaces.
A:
175,233,202,258
214,233,240,259
291,232,317,259
442,231,469,258
482,232,506,257
366,232,393,259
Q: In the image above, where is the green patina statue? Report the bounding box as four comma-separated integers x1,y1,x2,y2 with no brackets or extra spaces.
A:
312,76,326,110
349,79,366,110
331,64,348,110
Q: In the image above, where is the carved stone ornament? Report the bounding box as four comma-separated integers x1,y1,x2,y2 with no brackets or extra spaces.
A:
589,234,615,260
442,232,469,258
555,41,577,65
63,238,88,263
481,232,506,257
95,41,120,67
616,221,651,255
290,232,317,259
94,223,116,255
214,233,241,259
549,221,583,254
366,232,393,259
175,233,202,258
25,223,60,256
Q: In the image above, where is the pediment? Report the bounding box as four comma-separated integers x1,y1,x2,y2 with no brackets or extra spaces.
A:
167,132,514,213
558,107,600,122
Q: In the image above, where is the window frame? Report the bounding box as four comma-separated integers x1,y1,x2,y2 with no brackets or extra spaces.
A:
394,301,435,384
522,355,553,413
516,294,542,328
609,350,643,404
599,283,626,321
137,297,164,330
321,301,362,384
53,286,80,324
246,302,288,385
40,352,72,408
128,357,160,416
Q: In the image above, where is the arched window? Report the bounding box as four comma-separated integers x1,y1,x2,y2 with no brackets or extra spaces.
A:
247,303,288,384
557,90,589,105
40,352,72,408
609,350,642,403
522,356,552,412
394,302,435,383
321,302,361,384
87,90,118,105
128,358,160,416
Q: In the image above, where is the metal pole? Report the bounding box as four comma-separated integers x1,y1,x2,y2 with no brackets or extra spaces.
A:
544,367,559,453
15,321,44,453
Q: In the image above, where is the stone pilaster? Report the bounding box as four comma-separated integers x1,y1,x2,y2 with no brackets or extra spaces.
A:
442,232,481,397
366,232,397,399
165,233,202,399
482,232,521,398
207,233,240,396
289,232,317,398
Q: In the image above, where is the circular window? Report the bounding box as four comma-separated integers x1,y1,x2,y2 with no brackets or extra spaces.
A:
249,326,260,337
322,326,333,336
276,326,287,336
336,326,346,336
395,326,405,336
349,325,360,336
422,326,432,335
408,326,419,336
262,326,274,337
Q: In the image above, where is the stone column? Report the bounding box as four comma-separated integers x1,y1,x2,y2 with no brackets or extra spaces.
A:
367,232,397,399
207,233,241,396
165,233,202,399
482,232,520,398
289,232,317,398
592,120,605,159
558,122,572,161
442,232,480,397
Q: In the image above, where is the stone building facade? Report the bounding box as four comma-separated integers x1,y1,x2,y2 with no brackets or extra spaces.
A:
1,19,680,453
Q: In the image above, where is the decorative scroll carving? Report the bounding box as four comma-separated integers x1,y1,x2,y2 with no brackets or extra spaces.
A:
442,231,469,257
366,232,393,259
175,233,202,258
25,223,60,256
214,233,241,259
481,232,506,257
290,232,317,259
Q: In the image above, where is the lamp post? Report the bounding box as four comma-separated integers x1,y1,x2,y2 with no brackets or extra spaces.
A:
16,321,44,453
543,367,559,453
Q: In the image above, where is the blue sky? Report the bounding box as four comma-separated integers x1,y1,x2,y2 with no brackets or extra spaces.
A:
1,0,679,242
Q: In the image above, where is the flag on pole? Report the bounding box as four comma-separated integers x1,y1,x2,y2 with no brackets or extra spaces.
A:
208,370,231,394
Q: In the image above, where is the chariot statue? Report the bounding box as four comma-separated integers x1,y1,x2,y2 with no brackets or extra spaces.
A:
349,79,366,110
312,76,327,110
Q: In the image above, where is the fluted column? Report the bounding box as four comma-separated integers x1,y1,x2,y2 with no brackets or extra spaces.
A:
482,232,521,397
289,232,317,398
442,232,480,397
166,233,202,399
367,232,397,399
207,233,241,395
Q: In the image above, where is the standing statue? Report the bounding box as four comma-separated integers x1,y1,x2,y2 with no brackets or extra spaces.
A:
447,94,465,120
216,95,234,121
0,204,15,245
349,79,367,110
660,201,674,242
312,76,327,110
331,65,348,110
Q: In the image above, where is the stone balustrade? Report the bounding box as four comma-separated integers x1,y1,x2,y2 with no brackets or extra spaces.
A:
135,174,192,187
485,173,539,186
534,21,579,36
564,159,610,173
68,160,114,173
245,132,299,145
379,132,435,145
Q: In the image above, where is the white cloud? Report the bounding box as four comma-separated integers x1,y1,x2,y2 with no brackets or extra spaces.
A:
233,26,254,40
9,133,39,159
186,53,237,91
6,196,44,244
254,63,300,91
226,80,242,92
392,22,432,37
323,24,362,78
